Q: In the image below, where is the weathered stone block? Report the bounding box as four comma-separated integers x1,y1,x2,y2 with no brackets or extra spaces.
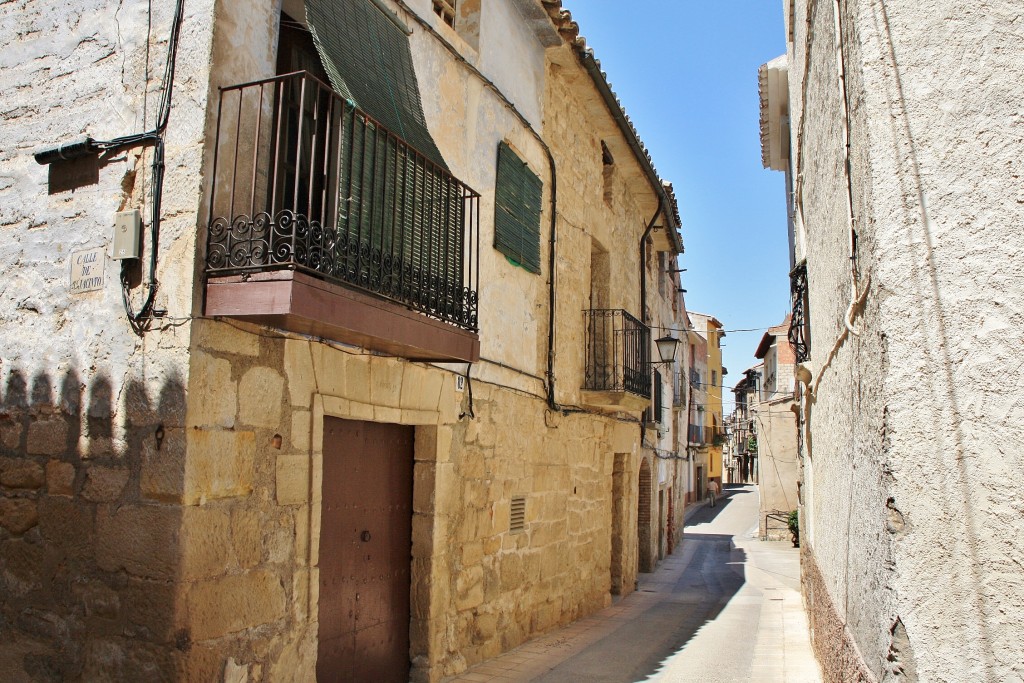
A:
454,565,484,611
412,462,436,514
195,319,261,357
0,420,23,450
291,568,310,622
38,496,93,556
290,411,310,451
310,343,351,398
186,570,286,641
185,351,236,429
232,507,262,569
0,497,38,534
140,428,186,503
184,429,255,504
181,506,233,580
45,460,76,496
0,537,47,595
75,580,121,619
80,637,174,682
276,454,310,506
341,356,370,402
238,367,284,428
372,406,402,424
411,513,435,553
368,356,403,409
401,365,444,411
473,612,498,643
0,457,45,489
293,505,310,565
122,577,180,642
284,339,317,408
347,400,374,421
81,466,130,503
26,419,68,456
267,633,317,682
96,504,179,580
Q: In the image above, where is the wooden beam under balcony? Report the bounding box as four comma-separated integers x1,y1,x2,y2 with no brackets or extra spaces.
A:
205,270,480,363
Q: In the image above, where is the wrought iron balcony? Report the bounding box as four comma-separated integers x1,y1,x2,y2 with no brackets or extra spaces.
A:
203,72,480,361
581,309,651,411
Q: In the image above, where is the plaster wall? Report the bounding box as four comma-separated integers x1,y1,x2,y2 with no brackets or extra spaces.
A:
755,396,798,539
789,0,1024,680
0,0,218,678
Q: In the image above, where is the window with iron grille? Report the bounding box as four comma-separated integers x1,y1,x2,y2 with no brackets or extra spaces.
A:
789,262,810,363
494,142,543,274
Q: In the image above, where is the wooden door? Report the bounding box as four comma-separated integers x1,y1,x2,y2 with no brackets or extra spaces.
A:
317,418,414,682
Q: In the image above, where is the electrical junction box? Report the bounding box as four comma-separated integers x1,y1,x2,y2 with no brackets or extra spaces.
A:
112,209,141,260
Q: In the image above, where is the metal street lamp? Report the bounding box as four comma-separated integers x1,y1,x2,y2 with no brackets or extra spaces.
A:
655,335,680,365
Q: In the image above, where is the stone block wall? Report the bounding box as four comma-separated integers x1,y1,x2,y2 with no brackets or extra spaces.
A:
180,319,646,681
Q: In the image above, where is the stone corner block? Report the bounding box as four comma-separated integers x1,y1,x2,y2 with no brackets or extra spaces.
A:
185,351,237,429
184,430,255,505
276,454,311,506
186,570,286,641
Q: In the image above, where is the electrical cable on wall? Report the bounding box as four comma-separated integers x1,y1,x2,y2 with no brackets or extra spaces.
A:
102,0,186,336
32,0,187,335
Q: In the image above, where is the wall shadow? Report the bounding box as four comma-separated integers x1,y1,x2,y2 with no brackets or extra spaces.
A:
0,364,187,680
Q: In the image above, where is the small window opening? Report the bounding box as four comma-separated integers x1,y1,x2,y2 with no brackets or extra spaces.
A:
601,140,615,205
433,0,456,27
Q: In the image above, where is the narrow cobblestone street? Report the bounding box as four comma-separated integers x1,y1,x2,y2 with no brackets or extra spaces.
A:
446,485,821,682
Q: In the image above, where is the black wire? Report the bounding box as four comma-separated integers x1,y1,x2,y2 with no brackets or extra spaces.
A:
101,0,185,335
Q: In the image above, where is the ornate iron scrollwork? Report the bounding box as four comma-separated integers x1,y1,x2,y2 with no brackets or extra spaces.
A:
789,261,809,363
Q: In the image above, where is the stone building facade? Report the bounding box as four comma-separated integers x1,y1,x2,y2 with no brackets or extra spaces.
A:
752,316,798,540
0,1,690,681
761,0,1024,680
688,313,725,490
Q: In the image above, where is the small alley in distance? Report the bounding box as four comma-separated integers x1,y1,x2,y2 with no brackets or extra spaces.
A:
2,0,1023,682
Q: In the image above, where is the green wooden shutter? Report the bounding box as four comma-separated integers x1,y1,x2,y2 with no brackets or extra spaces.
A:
494,142,542,274
305,0,447,170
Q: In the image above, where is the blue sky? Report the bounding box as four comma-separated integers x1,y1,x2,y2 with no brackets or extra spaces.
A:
564,1,790,405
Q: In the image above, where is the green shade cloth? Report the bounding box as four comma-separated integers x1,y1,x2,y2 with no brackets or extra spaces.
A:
305,0,448,170
494,142,542,274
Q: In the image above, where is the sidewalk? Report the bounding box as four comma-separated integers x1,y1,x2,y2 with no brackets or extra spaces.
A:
442,485,820,683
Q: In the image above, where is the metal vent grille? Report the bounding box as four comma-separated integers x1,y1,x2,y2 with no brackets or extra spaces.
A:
510,495,526,533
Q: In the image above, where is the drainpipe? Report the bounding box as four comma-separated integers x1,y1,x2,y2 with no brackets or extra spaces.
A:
639,202,664,326
544,149,559,411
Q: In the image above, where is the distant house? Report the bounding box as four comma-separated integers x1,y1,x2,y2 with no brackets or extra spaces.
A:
752,315,798,539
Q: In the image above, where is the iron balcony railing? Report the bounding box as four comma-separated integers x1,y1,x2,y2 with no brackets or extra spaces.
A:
583,309,651,399
205,71,481,331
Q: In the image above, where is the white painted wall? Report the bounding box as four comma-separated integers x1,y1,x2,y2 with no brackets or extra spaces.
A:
788,0,1024,679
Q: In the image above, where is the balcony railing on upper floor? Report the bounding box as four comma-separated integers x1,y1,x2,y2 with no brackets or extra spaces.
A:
204,72,481,353
581,309,651,410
